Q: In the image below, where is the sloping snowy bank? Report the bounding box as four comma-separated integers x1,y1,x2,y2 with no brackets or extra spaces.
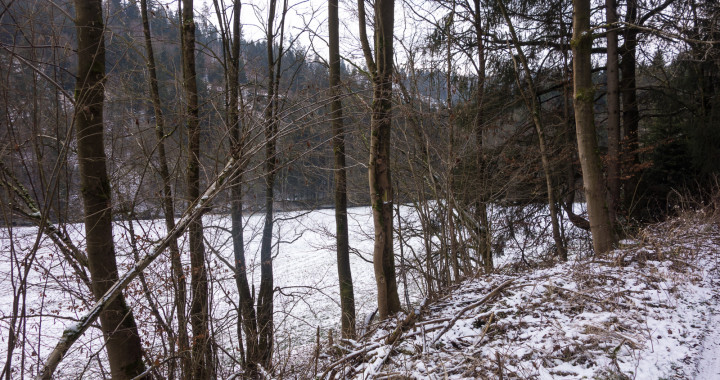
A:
322,211,720,379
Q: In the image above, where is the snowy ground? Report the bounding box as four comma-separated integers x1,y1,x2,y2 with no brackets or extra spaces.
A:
320,210,720,379
0,205,430,378
5,202,716,379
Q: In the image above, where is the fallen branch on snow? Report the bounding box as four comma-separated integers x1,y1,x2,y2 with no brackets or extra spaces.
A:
36,153,247,380
320,342,381,379
431,278,515,346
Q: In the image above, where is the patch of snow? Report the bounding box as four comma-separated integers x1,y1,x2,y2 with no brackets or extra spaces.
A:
321,212,720,379
695,280,720,378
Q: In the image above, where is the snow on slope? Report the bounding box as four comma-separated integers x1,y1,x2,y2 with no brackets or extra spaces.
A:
322,211,720,379
695,270,720,379
2,204,718,379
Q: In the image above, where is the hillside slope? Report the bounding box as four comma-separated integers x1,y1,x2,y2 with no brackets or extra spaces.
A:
320,211,720,379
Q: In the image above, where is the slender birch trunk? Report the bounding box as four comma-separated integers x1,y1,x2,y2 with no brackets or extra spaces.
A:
498,0,567,260
472,0,493,272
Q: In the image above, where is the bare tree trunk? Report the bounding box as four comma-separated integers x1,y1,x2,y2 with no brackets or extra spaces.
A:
620,0,640,215
257,0,288,368
358,0,402,319
498,0,566,260
606,0,621,222
73,0,146,377
225,0,260,375
561,17,577,208
181,0,211,377
572,0,615,254
472,0,492,273
257,67,277,372
139,0,190,376
445,4,461,282
329,0,356,339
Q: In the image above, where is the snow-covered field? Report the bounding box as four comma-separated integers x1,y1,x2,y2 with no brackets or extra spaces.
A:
5,203,716,379
325,210,720,379
0,205,429,378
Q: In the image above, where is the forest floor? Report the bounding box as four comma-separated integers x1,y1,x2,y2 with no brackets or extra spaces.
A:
319,209,720,379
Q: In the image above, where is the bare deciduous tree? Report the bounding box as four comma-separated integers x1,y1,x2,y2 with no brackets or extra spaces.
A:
139,0,190,376
330,0,356,339
181,0,212,376
68,0,147,377
497,0,566,260
257,0,289,368
358,0,402,319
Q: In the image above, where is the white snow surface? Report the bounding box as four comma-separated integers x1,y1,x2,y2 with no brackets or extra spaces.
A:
695,274,720,379
0,206,422,378
322,212,720,379
2,205,719,379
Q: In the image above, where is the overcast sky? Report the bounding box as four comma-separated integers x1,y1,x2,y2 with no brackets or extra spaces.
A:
199,0,429,69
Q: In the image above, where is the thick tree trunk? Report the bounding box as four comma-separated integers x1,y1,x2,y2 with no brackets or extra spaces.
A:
620,0,640,215
181,0,212,377
606,0,621,222
572,0,615,254
38,143,248,380
139,0,190,376
329,0,356,339
73,0,146,377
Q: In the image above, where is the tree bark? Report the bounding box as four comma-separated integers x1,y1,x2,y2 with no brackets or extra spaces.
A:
572,0,615,254
181,0,212,377
225,0,260,375
606,0,621,222
257,0,287,368
72,0,146,377
359,0,402,320
561,17,578,214
620,0,640,215
139,0,190,376
329,0,356,339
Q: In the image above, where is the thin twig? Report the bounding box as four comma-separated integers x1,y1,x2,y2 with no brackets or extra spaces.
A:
432,279,515,346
